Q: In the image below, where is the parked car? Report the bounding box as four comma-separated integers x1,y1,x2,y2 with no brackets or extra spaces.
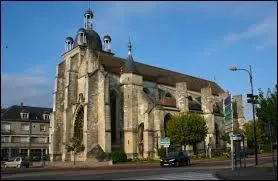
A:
3,157,30,168
160,151,190,167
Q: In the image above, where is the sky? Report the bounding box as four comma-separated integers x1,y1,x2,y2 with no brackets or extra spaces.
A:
1,1,277,121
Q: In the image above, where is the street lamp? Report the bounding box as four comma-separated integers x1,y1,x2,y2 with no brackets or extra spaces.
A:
229,65,258,166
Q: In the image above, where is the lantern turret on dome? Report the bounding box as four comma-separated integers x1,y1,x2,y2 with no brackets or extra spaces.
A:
65,36,74,52
103,34,112,52
84,9,93,30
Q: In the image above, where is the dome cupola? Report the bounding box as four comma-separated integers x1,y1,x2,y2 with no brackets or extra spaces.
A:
65,36,74,52
103,34,112,52
71,9,102,51
84,9,93,30
77,28,87,45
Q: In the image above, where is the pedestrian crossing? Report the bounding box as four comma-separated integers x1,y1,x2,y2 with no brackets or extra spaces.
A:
119,171,219,180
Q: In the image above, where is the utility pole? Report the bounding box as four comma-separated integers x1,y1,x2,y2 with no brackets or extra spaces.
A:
229,65,258,166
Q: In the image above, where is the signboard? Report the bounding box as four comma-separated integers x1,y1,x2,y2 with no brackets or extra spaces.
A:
160,137,170,147
230,134,243,141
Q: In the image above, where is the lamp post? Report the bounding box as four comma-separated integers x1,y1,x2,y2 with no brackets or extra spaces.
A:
229,65,258,166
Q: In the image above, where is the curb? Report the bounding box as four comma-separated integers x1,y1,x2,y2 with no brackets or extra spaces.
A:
213,172,226,180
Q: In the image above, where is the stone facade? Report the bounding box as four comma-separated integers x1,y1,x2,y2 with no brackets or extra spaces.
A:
49,9,246,162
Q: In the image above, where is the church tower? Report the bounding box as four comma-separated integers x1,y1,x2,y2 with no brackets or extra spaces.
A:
49,8,111,162
120,39,143,158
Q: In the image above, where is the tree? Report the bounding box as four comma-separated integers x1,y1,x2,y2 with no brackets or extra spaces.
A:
65,137,85,165
166,112,208,155
220,132,230,144
256,86,277,141
243,120,266,150
219,128,245,145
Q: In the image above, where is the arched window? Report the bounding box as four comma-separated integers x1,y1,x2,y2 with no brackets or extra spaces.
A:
74,106,84,143
164,113,172,137
215,122,219,145
138,123,144,157
110,90,117,144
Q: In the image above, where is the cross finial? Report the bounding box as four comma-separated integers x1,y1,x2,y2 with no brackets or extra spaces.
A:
128,37,132,54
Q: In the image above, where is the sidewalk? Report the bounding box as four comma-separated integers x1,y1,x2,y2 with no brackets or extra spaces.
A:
214,163,277,180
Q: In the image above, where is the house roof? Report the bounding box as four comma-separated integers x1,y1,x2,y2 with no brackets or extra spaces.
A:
97,51,225,95
1,105,52,122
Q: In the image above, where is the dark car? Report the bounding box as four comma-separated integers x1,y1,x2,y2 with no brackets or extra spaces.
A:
160,151,190,167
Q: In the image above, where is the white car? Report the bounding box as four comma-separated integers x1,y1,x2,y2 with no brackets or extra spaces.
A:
3,157,30,168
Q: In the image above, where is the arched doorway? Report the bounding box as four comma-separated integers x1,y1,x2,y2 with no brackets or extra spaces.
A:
74,105,84,143
138,123,144,157
164,113,172,137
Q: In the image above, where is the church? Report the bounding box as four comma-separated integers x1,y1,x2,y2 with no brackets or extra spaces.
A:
49,9,245,162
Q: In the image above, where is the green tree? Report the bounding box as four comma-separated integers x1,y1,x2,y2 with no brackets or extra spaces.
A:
256,86,277,141
219,128,245,144
166,112,208,155
65,137,85,165
220,132,230,144
243,120,265,149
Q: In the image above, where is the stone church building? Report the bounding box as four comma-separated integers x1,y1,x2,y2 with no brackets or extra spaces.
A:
49,9,245,162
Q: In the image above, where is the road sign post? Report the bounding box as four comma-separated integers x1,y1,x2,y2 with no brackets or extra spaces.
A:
160,137,170,155
224,94,234,171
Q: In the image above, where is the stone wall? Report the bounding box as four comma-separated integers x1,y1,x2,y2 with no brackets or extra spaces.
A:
175,82,189,112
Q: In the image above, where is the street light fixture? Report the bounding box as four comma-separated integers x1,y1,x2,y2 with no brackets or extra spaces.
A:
229,65,258,166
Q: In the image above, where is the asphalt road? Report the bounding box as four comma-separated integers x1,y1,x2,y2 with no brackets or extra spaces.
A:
1,155,276,180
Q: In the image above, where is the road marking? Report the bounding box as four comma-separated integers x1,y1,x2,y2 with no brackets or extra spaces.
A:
119,172,219,180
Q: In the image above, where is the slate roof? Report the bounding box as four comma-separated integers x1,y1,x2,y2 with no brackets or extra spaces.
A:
124,53,138,73
73,29,102,51
1,105,52,122
97,51,225,95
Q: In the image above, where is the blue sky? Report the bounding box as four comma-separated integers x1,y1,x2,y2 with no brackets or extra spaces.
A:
1,1,277,121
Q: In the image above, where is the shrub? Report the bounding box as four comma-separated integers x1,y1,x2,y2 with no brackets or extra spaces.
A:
111,151,127,163
157,148,166,158
212,150,222,157
261,144,272,153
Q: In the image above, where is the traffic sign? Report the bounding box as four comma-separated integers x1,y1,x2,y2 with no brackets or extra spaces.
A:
160,137,170,147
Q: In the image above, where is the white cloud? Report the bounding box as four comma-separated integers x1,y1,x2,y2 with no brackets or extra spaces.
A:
1,71,53,108
204,12,277,56
223,12,277,49
24,65,46,75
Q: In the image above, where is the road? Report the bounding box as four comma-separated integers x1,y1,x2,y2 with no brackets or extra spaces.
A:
1,155,276,180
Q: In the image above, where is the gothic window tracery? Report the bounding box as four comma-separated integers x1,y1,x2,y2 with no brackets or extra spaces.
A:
74,106,84,143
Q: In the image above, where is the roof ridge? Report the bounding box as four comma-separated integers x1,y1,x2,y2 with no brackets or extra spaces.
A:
9,105,52,110
100,51,216,84
97,51,224,94
135,61,215,83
